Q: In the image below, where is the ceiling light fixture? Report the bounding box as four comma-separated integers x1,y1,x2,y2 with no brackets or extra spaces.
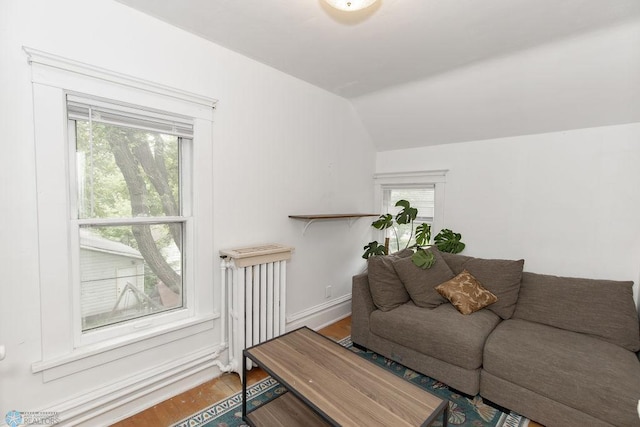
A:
323,0,378,12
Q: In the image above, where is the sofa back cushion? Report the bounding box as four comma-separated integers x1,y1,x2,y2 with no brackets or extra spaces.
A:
513,272,640,352
439,252,473,275
392,247,455,308
440,252,524,319
367,249,413,311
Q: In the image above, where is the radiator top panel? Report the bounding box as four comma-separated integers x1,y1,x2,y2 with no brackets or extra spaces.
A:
220,243,294,267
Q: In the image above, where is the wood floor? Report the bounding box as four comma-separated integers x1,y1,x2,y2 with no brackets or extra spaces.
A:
111,317,351,426
111,316,542,427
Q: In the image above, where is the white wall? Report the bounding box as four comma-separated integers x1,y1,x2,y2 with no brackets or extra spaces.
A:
377,123,640,308
0,0,374,424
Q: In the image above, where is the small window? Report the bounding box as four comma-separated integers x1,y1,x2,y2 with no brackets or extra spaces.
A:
68,95,192,332
374,171,447,252
382,186,435,251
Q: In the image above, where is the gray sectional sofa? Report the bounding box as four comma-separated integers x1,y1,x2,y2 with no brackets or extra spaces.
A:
351,248,640,427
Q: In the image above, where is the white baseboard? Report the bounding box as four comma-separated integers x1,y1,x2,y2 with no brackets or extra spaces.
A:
285,294,352,332
26,297,353,426
42,344,227,426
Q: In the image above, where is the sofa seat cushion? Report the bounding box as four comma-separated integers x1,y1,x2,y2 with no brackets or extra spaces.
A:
483,319,640,426
370,302,501,370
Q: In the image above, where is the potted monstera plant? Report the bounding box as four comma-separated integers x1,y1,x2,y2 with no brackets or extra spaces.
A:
362,200,465,269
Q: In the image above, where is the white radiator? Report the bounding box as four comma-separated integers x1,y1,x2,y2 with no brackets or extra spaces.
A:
219,244,293,377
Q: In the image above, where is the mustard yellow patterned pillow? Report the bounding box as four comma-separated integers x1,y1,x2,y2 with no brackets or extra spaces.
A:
435,270,498,315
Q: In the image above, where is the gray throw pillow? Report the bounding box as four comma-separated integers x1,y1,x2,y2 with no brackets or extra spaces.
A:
441,252,524,319
514,272,640,352
367,250,413,311
392,247,455,308
439,252,472,275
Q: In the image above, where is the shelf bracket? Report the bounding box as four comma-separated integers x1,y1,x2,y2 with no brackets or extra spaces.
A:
301,219,316,235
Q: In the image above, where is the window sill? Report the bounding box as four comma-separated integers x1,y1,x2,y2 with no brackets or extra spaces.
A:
32,312,219,382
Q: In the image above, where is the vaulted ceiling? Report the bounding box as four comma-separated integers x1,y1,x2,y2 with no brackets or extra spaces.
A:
117,0,640,150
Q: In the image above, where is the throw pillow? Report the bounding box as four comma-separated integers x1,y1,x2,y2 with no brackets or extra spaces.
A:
440,250,524,319
461,257,524,319
392,247,455,308
435,270,498,315
367,250,413,311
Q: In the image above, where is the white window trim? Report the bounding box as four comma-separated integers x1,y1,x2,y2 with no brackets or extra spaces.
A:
32,315,218,382
25,46,218,380
25,47,215,109
373,170,448,242
65,95,195,347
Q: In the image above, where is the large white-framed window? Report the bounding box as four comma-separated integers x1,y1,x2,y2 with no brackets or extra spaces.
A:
26,47,217,380
373,170,447,251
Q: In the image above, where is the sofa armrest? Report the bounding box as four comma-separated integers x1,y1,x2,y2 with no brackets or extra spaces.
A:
351,273,376,347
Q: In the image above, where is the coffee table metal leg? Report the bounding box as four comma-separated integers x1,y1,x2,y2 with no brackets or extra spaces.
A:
242,354,247,422
443,401,448,427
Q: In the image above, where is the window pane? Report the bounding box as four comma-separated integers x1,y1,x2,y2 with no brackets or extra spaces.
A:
80,224,183,331
384,187,435,251
387,188,434,221
75,121,180,219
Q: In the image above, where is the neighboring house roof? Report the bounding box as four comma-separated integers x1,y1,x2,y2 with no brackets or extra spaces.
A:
80,229,144,259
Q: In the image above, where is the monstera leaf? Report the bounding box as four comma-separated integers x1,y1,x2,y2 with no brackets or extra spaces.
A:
361,197,465,262
415,223,431,246
362,241,388,259
411,248,436,269
434,229,465,254
394,200,418,225
371,214,393,230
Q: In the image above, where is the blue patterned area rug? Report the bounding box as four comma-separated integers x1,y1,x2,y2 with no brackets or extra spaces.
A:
172,337,529,427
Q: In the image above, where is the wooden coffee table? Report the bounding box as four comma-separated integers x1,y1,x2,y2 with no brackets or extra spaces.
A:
242,327,448,426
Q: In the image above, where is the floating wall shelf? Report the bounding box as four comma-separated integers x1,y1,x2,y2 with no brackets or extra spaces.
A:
289,214,379,235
